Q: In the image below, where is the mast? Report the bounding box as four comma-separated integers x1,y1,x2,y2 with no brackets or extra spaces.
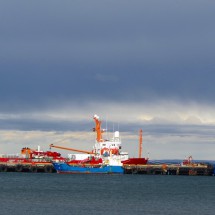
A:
139,129,143,158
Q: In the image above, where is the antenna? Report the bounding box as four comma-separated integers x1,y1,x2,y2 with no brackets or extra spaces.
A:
105,115,109,140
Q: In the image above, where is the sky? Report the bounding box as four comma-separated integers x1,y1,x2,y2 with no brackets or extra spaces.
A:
1,1,215,160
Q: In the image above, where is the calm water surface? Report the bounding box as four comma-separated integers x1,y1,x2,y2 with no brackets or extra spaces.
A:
0,173,214,215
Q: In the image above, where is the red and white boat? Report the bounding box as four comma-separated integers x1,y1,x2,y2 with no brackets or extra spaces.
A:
51,114,148,174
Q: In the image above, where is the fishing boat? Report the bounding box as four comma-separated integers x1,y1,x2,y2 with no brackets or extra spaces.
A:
52,114,148,174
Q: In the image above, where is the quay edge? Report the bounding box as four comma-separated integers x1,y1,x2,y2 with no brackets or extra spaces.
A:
123,163,214,176
0,162,56,173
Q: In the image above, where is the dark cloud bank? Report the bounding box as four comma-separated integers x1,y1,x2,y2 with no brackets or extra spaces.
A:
0,1,215,137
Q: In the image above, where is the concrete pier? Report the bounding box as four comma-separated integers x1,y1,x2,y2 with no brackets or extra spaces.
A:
123,164,214,176
0,162,56,173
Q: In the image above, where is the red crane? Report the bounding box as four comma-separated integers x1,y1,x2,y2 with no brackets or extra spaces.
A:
139,129,143,158
49,144,93,154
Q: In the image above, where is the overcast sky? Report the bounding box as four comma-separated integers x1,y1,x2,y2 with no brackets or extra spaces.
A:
1,1,215,159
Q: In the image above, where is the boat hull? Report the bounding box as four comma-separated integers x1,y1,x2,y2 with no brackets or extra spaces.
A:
53,162,124,174
121,158,148,165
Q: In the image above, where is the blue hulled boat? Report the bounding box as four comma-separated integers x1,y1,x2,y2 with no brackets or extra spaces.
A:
51,114,148,174
52,162,124,174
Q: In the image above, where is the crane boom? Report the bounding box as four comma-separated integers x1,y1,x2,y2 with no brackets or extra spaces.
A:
49,144,93,154
139,129,143,158
93,114,104,142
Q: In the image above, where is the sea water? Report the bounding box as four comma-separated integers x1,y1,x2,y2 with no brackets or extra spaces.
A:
0,173,214,215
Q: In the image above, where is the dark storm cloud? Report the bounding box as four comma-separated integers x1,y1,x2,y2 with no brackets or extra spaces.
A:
0,0,215,112
0,117,91,131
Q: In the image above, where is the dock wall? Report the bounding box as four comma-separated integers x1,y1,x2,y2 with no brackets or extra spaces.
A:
0,162,56,173
123,164,214,176
0,162,214,175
